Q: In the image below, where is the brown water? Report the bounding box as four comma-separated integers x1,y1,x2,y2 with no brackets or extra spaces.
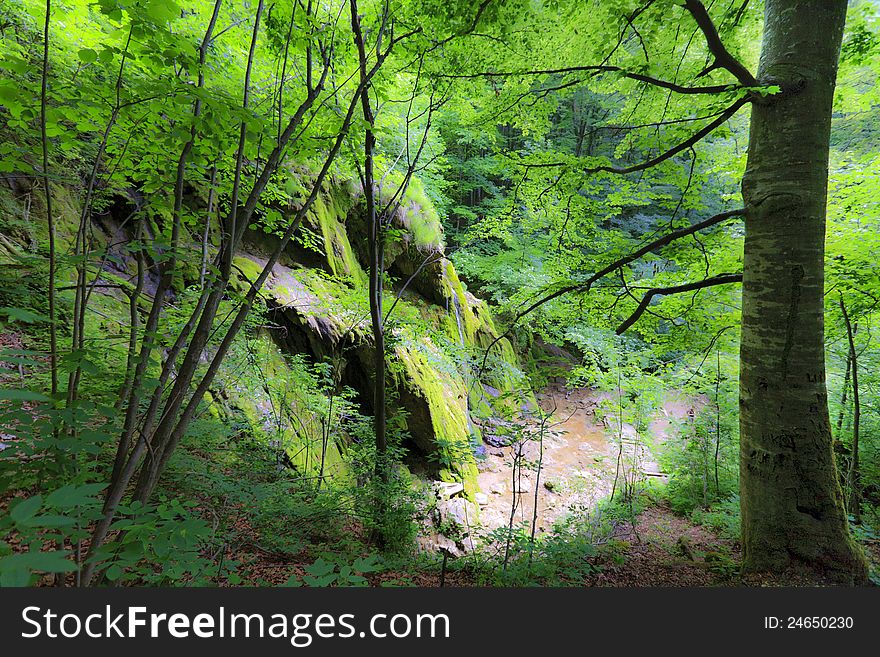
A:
475,385,704,535
476,384,615,533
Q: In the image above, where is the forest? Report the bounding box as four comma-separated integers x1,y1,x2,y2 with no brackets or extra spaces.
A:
0,0,878,588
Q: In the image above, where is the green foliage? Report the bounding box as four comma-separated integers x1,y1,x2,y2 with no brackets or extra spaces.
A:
0,394,218,586
286,554,383,587
346,414,420,554
1,0,879,589
690,495,741,542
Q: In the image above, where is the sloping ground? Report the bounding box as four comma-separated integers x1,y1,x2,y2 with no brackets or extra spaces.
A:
228,501,859,587
581,503,863,587
584,504,740,586
0,175,529,500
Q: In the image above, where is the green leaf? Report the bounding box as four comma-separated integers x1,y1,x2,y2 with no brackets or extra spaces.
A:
0,307,48,323
0,550,76,574
29,515,76,529
144,0,180,22
0,566,31,586
10,496,42,524
352,554,382,573
282,574,303,587
45,483,107,509
304,557,336,578
0,389,50,402
104,564,123,581
77,48,98,64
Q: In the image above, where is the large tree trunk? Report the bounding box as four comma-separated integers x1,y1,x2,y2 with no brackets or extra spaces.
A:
739,0,867,583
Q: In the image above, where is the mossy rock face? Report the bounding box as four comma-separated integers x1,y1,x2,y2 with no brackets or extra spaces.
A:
440,263,535,416
230,176,534,497
302,182,366,286
345,176,451,306
392,331,480,499
209,332,347,480
232,252,481,494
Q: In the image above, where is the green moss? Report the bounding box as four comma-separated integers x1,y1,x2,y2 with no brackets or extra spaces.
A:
308,192,366,286
436,259,534,415
394,330,480,499
232,256,263,283
223,334,347,480
203,391,223,420
440,260,479,344
378,173,444,252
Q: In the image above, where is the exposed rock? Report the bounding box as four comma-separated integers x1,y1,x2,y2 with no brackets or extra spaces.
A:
474,492,489,506
457,534,476,553
484,433,513,448
231,181,531,496
477,458,499,473
435,481,464,499
437,497,478,533
417,534,461,557
476,508,506,530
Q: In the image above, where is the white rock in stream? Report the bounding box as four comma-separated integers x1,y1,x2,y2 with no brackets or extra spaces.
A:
435,481,464,499
475,492,489,506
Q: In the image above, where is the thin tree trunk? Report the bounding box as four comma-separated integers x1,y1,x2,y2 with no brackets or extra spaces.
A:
39,0,57,399
200,162,218,289
66,27,134,411
351,0,387,473
738,0,866,582
839,298,861,524
835,337,851,436
110,0,222,495
113,219,145,414
713,350,720,496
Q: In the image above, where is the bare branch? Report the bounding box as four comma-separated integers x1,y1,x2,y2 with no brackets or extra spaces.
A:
615,272,742,334
440,64,738,95
476,209,744,375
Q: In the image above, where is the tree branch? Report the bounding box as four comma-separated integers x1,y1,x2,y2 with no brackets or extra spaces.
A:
440,64,737,95
476,209,744,375
683,0,758,87
584,96,747,175
615,272,742,334
427,0,494,52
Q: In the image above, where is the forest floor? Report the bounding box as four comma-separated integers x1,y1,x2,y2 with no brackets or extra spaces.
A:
236,500,856,586
232,384,767,587
232,380,864,587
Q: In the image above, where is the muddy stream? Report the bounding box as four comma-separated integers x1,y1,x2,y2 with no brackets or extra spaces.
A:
473,384,704,538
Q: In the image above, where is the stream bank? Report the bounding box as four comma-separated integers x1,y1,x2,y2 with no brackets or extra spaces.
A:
419,384,706,555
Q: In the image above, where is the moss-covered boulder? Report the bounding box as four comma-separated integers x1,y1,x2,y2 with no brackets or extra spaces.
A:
231,176,533,500
232,251,483,496
207,332,347,480
302,181,366,286
391,329,480,498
